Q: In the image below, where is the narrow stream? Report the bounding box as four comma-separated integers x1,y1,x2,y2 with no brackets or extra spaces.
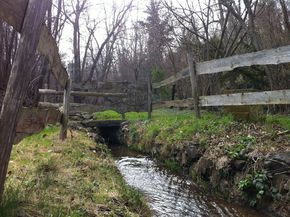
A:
110,145,266,217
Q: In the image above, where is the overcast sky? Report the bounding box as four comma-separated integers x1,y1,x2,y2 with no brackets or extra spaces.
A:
60,0,147,61
60,0,204,62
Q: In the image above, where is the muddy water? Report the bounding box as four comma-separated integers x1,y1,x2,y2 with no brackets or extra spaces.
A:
111,145,266,217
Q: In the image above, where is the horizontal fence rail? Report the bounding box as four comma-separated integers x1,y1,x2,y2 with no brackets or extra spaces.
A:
39,89,127,97
153,45,290,89
200,90,290,107
39,102,125,115
151,45,290,116
153,90,290,109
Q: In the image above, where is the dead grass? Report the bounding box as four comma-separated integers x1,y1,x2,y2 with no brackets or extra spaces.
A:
0,125,150,217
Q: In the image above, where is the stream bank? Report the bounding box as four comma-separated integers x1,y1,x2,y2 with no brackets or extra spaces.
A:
71,110,272,216
1,126,150,217
120,109,290,217
110,144,265,217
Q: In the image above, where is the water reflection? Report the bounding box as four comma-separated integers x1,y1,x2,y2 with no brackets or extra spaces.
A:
115,155,266,217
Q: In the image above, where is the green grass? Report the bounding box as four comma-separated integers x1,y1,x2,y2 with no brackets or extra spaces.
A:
0,184,23,217
126,109,235,157
94,110,123,120
125,112,148,121
164,160,181,173
266,114,290,130
130,109,233,147
93,110,149,121
0,125,150,217
128,109,290,151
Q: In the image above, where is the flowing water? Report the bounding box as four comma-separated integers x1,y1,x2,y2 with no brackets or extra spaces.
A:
110,145,267,217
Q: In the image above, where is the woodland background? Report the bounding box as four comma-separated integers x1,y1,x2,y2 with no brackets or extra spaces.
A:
0,0,290,112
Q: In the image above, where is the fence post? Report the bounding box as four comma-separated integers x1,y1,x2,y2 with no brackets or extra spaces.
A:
0,0,49,198
60,77,71,140
187,51,200,118
147,72,152,120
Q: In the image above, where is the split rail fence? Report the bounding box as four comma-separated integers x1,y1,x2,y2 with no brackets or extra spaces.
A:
149,46,290,118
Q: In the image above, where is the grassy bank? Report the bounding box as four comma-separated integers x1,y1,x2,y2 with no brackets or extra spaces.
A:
128,109,234,152
122,109,290,215
93,108,289,156
0,126,150,217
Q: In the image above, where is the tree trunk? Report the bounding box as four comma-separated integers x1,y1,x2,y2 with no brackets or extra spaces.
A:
73,19,81,83
0,0,48,198
279,0,290,39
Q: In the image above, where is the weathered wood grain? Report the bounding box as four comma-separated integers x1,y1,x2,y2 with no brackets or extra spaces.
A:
60,78,71,140
39,102,124,115
38,26,68,87
153,67,189,89
16,108,48,134
14,107,61,144
153,99,194,109
153,45,290,89
197,45,290,75
0,0,28,32
153,90,290,109
200,90,290,106
188,52,200,117
0,0,68,87
39,89,127,97
148,73,152,119
0,0,49,197
46,108,62,124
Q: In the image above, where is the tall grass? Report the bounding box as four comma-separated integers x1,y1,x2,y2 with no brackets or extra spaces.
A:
0,184,24,217
0,126,150,217
266,115,290,130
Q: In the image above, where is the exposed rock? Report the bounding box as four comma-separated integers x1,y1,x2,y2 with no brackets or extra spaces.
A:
186,142,202,161
216,155,230,170
69,121,83,130
264,152,290,175
219,179,230,194
195,157,214,181
271,174,290,195
284,179,290,192
179,142,203,166
70,112,92,121
231,159,247,171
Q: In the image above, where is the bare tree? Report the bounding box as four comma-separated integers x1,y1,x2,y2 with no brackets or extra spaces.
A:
64,0,88,83
0,23,18,106
83,1,133,85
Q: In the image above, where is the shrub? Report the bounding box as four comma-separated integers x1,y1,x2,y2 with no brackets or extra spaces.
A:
226,135,256,159
238,171,281,207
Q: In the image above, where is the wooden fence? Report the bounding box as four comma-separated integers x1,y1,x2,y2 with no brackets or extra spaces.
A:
150,46,290,117
0,0,70,139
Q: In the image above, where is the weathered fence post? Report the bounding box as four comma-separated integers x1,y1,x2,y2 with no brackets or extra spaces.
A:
0,0,49,198
148,71,152,120
44,83,48,102
187,51,200,118
60,77,71,140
